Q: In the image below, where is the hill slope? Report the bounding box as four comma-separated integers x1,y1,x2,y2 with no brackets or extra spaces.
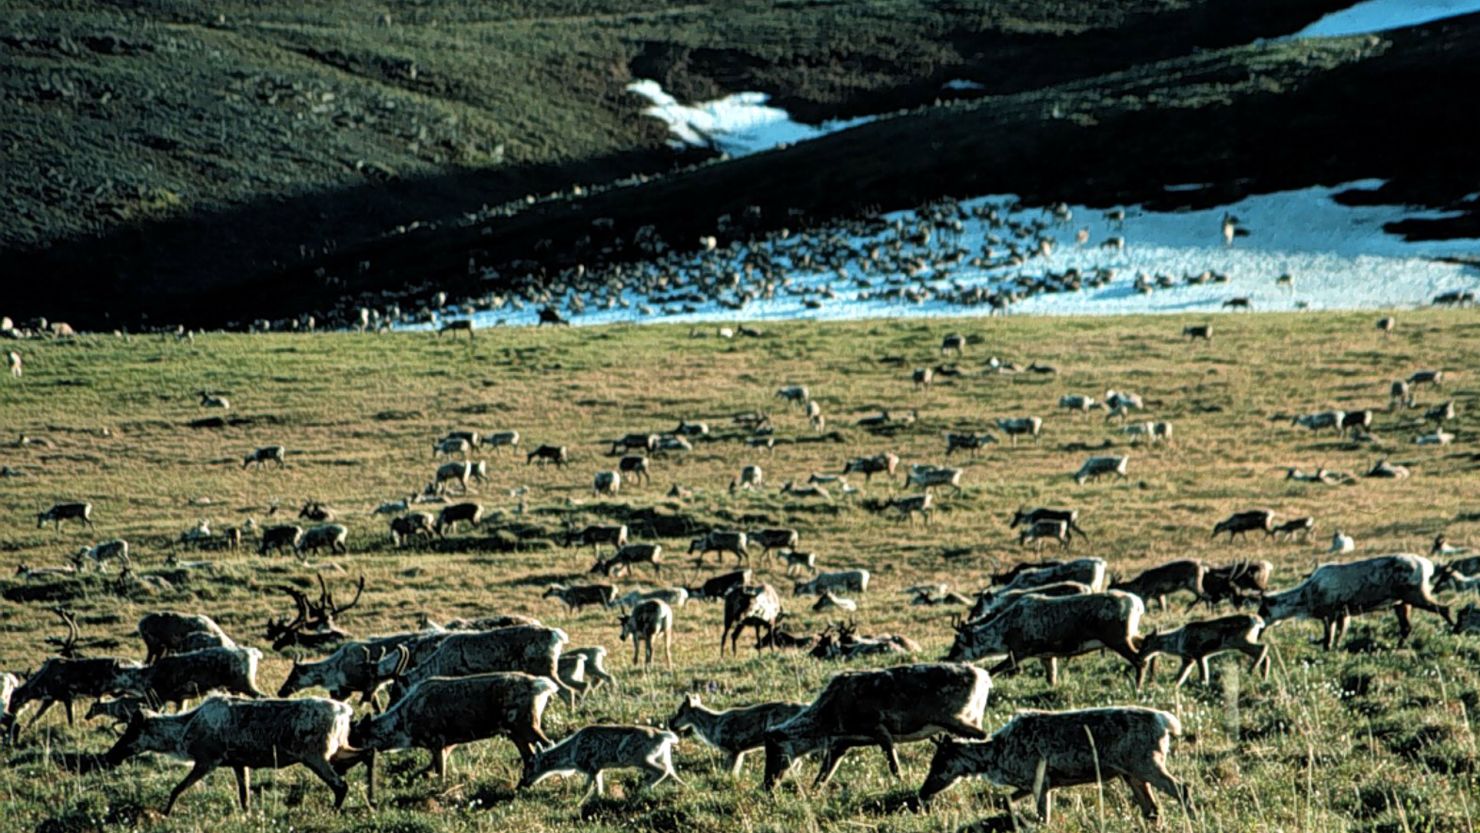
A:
1,0,1362,327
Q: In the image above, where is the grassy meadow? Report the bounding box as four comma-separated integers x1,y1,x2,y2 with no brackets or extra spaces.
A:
1,310,1478,832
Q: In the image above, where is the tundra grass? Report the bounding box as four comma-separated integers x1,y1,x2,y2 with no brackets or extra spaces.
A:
0,310,1478,832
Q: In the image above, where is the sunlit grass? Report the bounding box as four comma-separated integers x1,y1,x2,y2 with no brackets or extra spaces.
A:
0,309,1477,832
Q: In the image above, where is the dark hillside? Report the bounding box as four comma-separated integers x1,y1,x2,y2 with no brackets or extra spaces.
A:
1,0,1358,327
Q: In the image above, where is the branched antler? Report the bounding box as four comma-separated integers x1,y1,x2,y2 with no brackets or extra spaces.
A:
46,606,81,657
266,573,364,651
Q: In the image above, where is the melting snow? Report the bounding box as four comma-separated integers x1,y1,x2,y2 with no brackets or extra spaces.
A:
416,181,1477,329
1294,0,1480,37
626,80,874,157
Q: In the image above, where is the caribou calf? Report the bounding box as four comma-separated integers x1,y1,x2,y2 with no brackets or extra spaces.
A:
1018,519,1069,550
1138,614,1269,687
519,724,682,800
1272,516,1315,542
617,599,674,669
86,696,146,726
668,694,807,775
1009,507,1088,541
561,646,617,698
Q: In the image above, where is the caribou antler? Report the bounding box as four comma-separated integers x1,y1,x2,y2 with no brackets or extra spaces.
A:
317,573,365,619
267,575,361,651
266,586,312,649
46,606,81,657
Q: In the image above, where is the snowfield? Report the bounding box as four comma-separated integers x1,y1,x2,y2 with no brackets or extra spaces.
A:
419,180,1477,330
1293,0,1480,38
410,80,1478,330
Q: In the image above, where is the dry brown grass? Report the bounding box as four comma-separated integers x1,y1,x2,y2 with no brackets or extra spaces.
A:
0,310,1477,832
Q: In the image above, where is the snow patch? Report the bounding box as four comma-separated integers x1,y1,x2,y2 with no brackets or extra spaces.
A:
626,80,874,157
1294,0,1480,38
412,181,1477,330
941,79,987,91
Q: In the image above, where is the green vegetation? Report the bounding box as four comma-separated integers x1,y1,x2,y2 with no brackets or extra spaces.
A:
1,310,1477,831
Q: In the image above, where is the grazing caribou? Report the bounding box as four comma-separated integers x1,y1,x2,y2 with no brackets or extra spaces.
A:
690,530,750,564
592,543,663,577
947,591,1145,687
518,724,682,801
542,583,618,611
1259,554,1451,649
919,707,1192,823
1198,560,1273,609
1138,615,1270,687
1010,507,1089,541
687,569,752,602
37,501,94,531
138,612,236,663
377,625,573,707
2,656,141,738
842,453,899,483
761,663,991,790
1212,509,1275,541
1110,560,1207,610
720,584,782,656
565,524,627,552
349,672,557,801
617,599,674,669
105,696,360,814
668,694,809,776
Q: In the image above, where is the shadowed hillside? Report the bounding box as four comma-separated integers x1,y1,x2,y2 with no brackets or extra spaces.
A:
1,0,1366,327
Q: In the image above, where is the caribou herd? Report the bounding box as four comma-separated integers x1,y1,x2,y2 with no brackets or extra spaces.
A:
2,321,1473,828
